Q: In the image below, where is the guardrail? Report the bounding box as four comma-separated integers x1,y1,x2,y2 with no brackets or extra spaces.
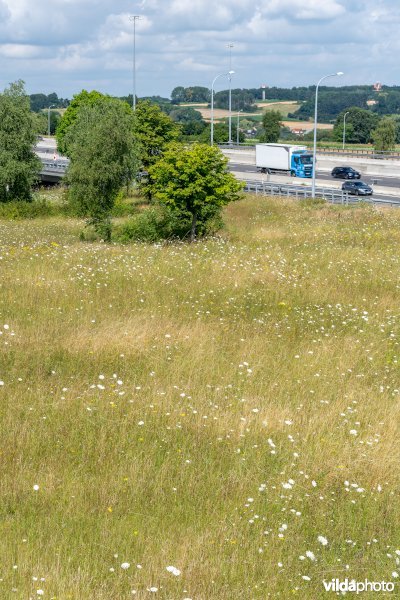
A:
243,180,400,207
40,159,68,176
244,180,351,204
219,143,400,161
315,147,400,160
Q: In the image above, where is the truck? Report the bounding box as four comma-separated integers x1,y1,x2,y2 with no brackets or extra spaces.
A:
255,143,313,178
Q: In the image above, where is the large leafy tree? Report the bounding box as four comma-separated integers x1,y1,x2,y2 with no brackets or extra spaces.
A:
333,108,380,144
372,118,396,152
56,89,107,155
65,98,140,241
134,100,180,170
261,110,282,143
0,80,41,202
148,143,243,241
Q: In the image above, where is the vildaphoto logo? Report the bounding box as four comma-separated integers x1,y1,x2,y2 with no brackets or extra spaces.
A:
323,579,396,594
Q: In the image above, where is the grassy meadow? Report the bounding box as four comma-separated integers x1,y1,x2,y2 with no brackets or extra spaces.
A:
1,195,400,598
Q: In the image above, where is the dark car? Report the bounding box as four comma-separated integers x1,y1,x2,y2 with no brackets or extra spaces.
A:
331,166,361,179
342,181,373,196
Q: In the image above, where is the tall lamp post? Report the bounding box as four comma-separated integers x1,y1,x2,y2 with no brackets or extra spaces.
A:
48,105,56,136
211,70,235,145
226,43,234,144
237,109,243,145
129,15,140,110
312,72,343,197
342,111,350,150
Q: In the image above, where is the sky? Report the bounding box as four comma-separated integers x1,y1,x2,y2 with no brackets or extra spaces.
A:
0,0,398,99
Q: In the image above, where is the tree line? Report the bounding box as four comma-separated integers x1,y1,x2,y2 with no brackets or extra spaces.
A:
0,81,242,242
171,84,400,123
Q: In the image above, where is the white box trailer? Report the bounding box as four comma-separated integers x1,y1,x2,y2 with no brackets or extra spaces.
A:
255,143,313,178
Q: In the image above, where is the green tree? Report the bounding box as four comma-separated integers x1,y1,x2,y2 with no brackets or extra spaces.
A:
199,122,229,144
0,80,41,202
56,89,107,155
372,118,396,152
65,99,140,241
148,143,243,241
169,107,204,123
333,108,380,144
171,86,186,104
32,112,48,135
135,100,180,170
261,110,282,143
48,111,61,135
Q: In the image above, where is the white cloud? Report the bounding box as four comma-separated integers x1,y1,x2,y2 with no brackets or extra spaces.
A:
0,0,398,97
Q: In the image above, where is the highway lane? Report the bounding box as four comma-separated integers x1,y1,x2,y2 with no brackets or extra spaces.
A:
229,162,400,190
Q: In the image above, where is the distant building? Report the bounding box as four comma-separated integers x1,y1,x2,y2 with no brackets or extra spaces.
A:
291,128,307,136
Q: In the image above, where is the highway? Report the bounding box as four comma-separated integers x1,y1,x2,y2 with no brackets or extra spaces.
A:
34,138,400,204
228,162,400,205
229,162,400,190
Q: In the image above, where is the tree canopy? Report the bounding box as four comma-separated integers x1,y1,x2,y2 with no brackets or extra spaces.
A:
134,100,180,170
0,80,41,202
261,110,282,143
148,143,243,241
372,118,396,152
56,89,113,155
65,98,140,240
333,108,380,144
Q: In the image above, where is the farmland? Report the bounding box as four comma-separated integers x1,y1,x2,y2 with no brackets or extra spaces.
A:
0,195,399,598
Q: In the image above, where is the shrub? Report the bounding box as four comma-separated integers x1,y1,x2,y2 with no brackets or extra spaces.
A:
0,198,56,220
114,203,224,243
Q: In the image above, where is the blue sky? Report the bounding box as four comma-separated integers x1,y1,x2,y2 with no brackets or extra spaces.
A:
0,0,398,98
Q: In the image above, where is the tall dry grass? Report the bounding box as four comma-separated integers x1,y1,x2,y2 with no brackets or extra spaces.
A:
0,197,399,598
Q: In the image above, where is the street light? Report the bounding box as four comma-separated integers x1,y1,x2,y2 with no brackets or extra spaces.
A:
48,105,56,137
237,109,243,145
129,15,141,110
342,111,350,150
210,70,235,146
312,72,344,197
226,43,234,144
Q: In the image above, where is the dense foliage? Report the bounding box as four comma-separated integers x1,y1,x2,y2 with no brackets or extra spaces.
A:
56,90,111,155
148,143,243,241
372,118,396,152
0,80,41,202
134,100,181,170
260,110,282,143
171,86,210,103
29,92,69,112
65,98,140,240
333,108,380,144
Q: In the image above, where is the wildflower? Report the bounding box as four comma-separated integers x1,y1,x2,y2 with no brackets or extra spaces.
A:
166,565,181,576
305,551,316,561
121,562,130,570
33,484,39,491
317,535,328,546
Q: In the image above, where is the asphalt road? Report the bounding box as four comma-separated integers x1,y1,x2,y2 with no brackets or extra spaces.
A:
229,163,400,205
229,162,400,189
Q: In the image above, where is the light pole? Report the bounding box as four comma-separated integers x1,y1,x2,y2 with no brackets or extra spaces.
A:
342,111,350,150
237,109,243,145
227,43,234,144
211,70,235,145
312,72,344,197
129,15,140,110
48,105,56,136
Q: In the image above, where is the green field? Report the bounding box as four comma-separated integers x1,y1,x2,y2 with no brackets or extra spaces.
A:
1,195,400,598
